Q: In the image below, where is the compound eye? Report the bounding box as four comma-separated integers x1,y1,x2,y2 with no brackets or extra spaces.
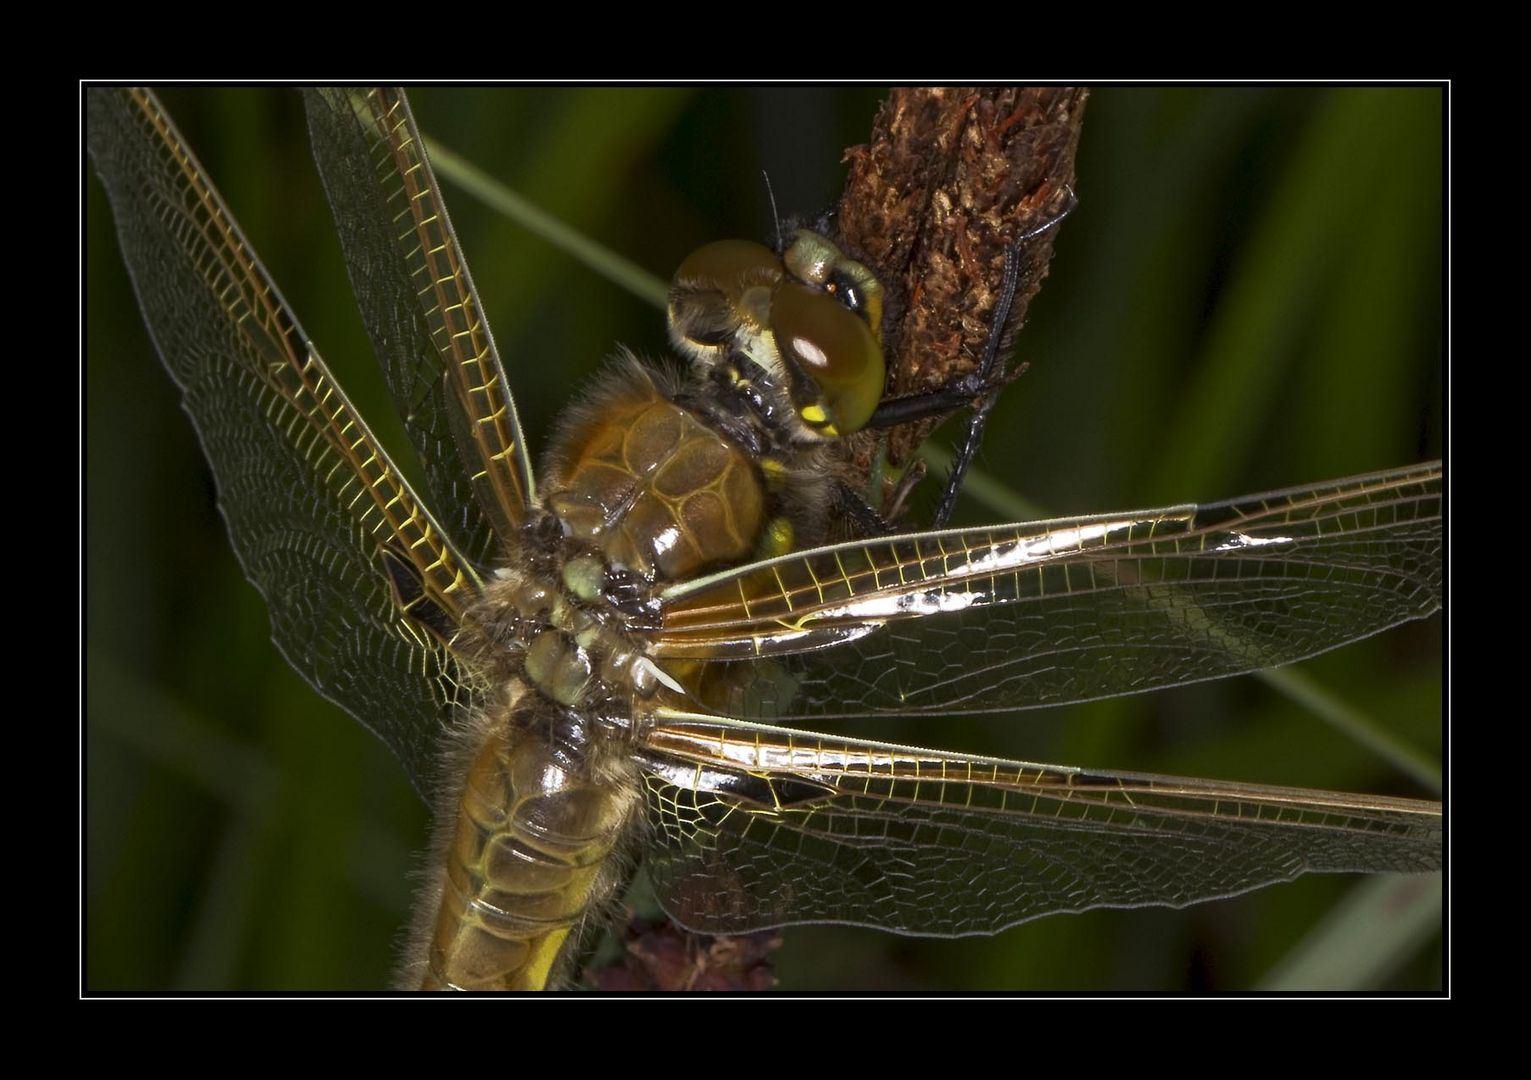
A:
782,229,885,343
673,239,780,294
668,240,782,354
772,280,886,436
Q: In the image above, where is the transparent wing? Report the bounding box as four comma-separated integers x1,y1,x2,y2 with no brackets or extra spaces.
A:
655,463,1442,720
303,87,535,563
637,716,1442,936
88,87,480,800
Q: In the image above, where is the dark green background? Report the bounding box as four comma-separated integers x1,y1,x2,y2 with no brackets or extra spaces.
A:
86,86,1444,992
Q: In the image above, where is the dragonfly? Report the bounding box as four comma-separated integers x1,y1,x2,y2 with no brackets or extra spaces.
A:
89,88,1439,992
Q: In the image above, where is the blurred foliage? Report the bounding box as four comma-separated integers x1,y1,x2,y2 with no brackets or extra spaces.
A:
86,86,1442,993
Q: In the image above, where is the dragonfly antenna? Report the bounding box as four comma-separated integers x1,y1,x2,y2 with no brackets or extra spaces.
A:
762,170,784,251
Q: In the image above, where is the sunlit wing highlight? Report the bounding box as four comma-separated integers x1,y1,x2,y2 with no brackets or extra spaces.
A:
654,462,1441,721
636,715,1441,936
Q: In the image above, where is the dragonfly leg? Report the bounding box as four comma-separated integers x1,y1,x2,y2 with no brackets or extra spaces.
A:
864,188,1078,527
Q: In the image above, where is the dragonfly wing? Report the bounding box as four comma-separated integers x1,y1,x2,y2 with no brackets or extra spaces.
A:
636,716,1442,936
304,87,535,563
655,463,1442,721
89,87,480,801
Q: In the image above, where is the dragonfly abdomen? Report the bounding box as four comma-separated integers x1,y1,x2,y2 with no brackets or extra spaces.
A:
411,695,641,991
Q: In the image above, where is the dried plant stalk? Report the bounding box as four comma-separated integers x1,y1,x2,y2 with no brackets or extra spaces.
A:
837,86,1088,491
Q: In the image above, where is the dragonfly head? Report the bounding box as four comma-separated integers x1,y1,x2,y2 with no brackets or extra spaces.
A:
667,230,886,440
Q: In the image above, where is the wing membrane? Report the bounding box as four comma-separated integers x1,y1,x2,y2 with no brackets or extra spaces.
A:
88,87,479,800
656,462,1441,720
304,87,535,560
638,716,1441,937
